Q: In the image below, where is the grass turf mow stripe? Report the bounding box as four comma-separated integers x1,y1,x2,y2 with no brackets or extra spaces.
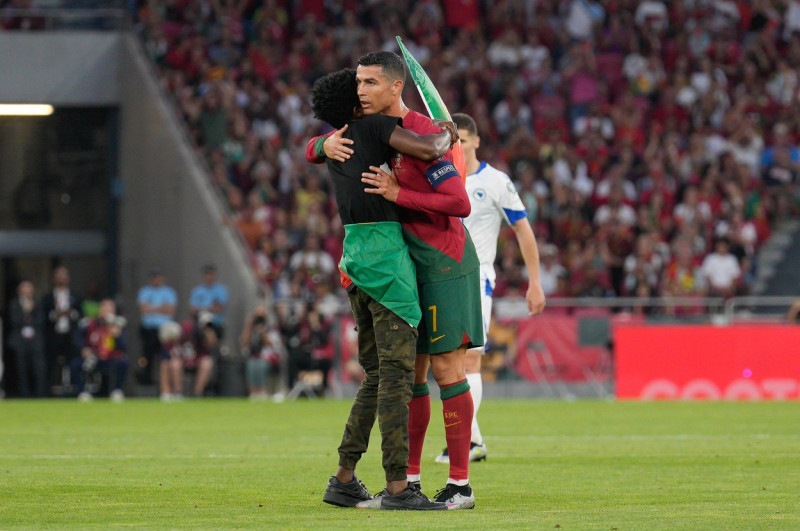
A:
1,399,798,529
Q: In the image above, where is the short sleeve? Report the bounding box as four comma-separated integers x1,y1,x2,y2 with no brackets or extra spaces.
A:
166,288,178,305
361,114,403,145
497,174,527,225
216,285,229,304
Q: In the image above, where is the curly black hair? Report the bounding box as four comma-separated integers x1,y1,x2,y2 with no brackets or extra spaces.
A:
311,68,359,129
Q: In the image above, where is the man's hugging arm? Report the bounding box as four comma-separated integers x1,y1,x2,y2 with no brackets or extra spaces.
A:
305,125,355,163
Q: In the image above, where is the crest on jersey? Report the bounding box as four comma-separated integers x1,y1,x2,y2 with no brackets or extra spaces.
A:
473,188,487,201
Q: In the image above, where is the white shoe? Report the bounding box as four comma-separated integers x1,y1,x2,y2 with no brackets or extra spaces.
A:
159,393,172,402
469,442,488,462
434,447,449,464
110,389,125,403
433,483,475,510
77,391,93,402
355,489,386,509
434,443,487,464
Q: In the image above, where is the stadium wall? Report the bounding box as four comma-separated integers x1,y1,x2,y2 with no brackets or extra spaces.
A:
0,32,119,104
0,32,261,392
117,34,260,362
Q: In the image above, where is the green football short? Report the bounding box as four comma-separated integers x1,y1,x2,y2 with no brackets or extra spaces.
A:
416,268,484,355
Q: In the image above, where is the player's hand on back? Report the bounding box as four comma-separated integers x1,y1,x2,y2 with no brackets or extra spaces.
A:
432,119,459,146
323,124,355,162
362,165,400,203
526,283,546,316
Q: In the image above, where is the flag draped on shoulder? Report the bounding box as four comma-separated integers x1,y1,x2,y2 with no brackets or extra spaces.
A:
396,36,466,182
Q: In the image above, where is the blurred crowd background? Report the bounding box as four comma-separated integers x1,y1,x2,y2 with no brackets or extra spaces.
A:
4,0,800,398
133,0,800,313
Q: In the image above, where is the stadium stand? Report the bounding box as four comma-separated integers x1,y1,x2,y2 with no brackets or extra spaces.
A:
4,0,800,396
132,0,797,311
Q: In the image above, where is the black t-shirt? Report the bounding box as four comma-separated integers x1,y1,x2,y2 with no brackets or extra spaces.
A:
326,114,402,225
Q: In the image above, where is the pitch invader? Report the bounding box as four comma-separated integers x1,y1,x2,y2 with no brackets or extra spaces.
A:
434,113,546,466
312,51,483,510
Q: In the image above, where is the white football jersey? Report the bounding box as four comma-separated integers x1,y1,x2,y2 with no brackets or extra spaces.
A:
464,161,528,291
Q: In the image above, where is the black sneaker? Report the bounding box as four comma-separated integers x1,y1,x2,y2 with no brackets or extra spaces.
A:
322,475,372,507
358,482,427,509
433,483,475,510
380,486,448,510
408,480,436,501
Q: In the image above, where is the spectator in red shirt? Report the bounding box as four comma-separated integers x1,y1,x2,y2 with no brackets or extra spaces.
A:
72,299,128,402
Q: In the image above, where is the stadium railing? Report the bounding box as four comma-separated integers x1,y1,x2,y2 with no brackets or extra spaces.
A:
494,295,796,323
721,295,799,322
326,293,797,376
1,7,130,30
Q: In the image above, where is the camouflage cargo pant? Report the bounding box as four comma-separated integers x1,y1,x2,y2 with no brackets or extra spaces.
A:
338,286,417,482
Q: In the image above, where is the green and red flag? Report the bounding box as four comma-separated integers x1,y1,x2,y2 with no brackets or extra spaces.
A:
396,36,466,181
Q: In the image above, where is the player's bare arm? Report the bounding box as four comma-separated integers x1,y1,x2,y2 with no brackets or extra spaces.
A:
511,218,546,316
309,120,455,164
388,121,458,161
431,119,459,145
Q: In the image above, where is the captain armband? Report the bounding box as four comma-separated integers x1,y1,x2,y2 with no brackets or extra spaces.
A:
424,159,459,189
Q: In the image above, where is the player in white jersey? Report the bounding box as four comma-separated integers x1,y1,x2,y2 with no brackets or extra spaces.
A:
435,113,546,464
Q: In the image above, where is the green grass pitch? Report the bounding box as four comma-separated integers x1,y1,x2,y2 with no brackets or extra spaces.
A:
1,398,798,529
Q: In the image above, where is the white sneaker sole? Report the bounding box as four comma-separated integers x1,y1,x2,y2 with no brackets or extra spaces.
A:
469,449,488,462
444,496,476,510
355,497,383,509
435,446,487,464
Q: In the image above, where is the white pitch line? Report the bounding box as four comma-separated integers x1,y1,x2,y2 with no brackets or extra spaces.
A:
3,452,795,461
488,433,798,441
0,453,331,460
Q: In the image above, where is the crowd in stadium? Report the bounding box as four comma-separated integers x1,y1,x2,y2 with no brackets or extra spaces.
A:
131,0,800,318
4,1,800,399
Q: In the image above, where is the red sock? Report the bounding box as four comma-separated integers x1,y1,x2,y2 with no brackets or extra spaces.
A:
407,383,431,477
441,379,473,483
